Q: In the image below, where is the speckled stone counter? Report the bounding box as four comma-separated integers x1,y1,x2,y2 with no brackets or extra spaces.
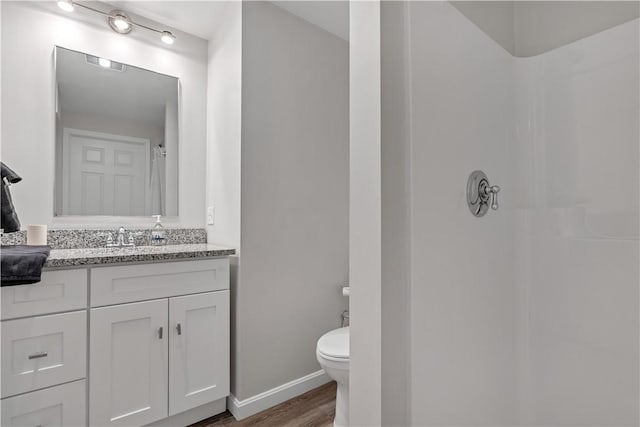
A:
1,228,207,249
45,244,236,268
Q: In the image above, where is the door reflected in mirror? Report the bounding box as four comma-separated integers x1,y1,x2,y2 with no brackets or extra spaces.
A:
54,46,179,217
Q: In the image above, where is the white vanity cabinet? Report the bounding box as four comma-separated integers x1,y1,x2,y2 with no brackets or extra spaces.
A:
0,257,230,427
1,269,88,427
89,258,230,427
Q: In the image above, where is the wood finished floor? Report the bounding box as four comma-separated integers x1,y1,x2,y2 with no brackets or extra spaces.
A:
191,381,336,427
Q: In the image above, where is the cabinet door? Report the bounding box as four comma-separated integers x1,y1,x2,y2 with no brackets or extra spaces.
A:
90,299,168,426
1,379,85,427
169,291,229,416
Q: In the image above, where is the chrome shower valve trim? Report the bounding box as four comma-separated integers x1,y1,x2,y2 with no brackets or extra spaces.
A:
467,170,501,217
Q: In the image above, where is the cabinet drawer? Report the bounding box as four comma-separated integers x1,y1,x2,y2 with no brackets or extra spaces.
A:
1,269,87,320
1,311,87,398
90,258,229,307
1,380,86,427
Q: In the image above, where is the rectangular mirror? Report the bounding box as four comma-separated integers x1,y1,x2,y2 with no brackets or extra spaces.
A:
54,46,179,217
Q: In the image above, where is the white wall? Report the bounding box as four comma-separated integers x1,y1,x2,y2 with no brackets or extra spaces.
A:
59,112,164,148
205,0,242,403
405,2,518,424
164,100,178,217
451,1,639,57
0,2,207,228
451,1,516,55
514,19,639,426
270,1,349,41
207,1,242,249
380,1,410,426
235,1,349,401
349,2,382,426
513,1,639,57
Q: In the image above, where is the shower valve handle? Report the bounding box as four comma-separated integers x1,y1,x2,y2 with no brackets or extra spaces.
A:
488,185,500,210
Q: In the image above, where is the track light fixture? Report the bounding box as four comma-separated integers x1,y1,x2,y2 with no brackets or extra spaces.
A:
57,1,177,46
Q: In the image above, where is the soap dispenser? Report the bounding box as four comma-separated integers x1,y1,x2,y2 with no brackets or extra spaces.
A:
151,215,167,246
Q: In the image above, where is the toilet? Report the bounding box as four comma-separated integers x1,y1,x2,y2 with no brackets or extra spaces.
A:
316,326,349,427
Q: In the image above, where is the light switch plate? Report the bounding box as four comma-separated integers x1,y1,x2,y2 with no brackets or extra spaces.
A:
207,207,214,225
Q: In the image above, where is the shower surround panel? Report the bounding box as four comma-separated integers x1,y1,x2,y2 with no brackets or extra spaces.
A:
514,18,639,426
404,2,638,425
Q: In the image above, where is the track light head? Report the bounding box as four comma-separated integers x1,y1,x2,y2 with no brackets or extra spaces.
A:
160,31,176,45
108,10,132,34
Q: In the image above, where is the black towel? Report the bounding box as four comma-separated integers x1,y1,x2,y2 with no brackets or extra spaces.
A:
1,245,50,286
1,162,22,233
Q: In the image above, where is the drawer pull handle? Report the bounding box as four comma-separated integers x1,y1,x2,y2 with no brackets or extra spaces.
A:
176,323,182,335
28,352,48,360
158,326,163,339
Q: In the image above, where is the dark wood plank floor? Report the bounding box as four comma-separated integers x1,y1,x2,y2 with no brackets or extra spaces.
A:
191,382,336,427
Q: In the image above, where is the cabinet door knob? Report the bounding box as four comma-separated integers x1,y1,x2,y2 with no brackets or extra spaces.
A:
176,323,182,335
158,326,164,339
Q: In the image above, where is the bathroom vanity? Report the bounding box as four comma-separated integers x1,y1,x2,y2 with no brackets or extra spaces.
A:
0,242,235,427
1,2,237,425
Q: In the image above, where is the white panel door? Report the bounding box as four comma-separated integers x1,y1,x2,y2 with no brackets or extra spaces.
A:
168,291,229,416
62,128,150,216
1,379,86,427
90,299,168,426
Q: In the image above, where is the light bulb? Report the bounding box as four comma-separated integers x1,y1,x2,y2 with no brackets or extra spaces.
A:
98,58,111,68
160,31,175,45
113,16,131,31
57,0,74,12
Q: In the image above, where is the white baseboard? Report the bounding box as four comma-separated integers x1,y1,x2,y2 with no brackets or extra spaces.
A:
227,370,331,420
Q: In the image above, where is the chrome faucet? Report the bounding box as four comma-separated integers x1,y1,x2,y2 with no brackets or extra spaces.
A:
106,227,136,248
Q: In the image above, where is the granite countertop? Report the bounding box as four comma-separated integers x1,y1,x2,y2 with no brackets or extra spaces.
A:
45,244,236,268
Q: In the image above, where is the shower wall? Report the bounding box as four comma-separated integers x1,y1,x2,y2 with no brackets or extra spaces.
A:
514,18,639,425
406,2,518,424
384,2,638,425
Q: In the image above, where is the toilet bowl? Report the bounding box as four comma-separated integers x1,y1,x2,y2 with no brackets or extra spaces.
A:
316,326,349,427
